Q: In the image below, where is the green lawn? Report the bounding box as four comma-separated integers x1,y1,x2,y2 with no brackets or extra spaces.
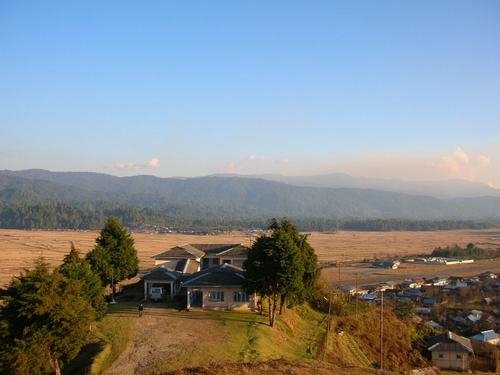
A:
156,304,327,372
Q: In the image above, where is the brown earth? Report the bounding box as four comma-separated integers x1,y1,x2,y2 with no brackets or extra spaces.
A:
1,228,500,287
104,306,225,375
162,359,405,375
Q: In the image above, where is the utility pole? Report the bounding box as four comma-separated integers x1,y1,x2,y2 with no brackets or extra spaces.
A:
380,289,384,372
323,293,332,361
110,267,117,304
355,273,358,318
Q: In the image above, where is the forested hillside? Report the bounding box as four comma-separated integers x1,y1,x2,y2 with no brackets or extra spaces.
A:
1,170,499,231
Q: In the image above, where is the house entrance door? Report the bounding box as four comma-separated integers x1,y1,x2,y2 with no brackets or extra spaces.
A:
190,291,203,307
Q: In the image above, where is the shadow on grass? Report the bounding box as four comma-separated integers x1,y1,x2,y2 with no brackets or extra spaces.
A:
63,342,104,375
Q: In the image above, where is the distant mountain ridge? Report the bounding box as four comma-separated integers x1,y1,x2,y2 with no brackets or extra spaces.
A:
1,169,500,223
212,173,500,199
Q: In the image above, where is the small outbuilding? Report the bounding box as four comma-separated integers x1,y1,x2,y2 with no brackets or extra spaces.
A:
428,331,474,371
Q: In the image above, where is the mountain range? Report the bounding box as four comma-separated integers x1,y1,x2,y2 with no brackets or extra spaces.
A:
212,173,500,199
1,169,500,225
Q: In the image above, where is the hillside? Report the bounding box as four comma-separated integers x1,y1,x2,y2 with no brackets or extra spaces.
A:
1,170,500,230
220,173,500,199
64,279,432,375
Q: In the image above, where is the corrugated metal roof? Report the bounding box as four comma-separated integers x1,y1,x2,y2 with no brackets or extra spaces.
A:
182,263,245,287
142,267,179,282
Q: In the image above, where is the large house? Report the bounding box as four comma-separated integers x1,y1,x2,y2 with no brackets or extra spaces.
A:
183,263,256,311
142,243,253,311
428,331,474,371
152,243,249,272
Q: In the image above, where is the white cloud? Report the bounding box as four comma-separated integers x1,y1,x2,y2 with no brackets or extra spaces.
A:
478,154,491,168
114,157,160,171
224,161,240,174
452,147,470,164
147,157,160,168
114,162,139,170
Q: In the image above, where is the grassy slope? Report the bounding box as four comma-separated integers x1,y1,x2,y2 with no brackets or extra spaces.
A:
62,309,134,375
89,314,135,374
157,304,327,372
326,301,430,372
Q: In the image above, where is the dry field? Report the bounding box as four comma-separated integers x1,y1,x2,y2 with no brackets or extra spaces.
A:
1,228,500,287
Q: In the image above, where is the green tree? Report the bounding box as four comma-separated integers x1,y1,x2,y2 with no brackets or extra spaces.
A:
269,218,319,309
243,222,304,327
59,243,107,319
395,299,416,321
0,259,95,375
86,217,138,291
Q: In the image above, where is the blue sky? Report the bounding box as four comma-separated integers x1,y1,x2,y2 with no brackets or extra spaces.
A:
1,1,499,185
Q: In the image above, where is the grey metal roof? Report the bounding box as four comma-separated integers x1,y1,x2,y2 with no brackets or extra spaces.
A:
470,330,499,342
182,263,245,287
142,267,179,282
152,243,248,259
428,331,473,353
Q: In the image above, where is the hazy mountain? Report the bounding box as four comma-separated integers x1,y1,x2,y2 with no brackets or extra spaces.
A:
213,173,500,199
1,169,500,221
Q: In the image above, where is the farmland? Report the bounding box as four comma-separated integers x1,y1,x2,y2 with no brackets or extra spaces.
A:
1,228,500,287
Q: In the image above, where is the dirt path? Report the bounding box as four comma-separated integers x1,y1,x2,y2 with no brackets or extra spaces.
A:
104,306,222,375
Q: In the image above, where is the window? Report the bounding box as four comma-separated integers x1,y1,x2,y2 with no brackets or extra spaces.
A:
438,354,444,358
233,291,249,303
222,259,232,264
208,291,224,302
212,258,220,265
202,258,210,269
456,354,462,359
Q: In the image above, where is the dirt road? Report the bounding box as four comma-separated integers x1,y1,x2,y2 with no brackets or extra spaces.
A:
104,306,223,375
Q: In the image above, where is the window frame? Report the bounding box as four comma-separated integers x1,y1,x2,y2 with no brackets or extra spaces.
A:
233,291,249,303
208,291,224,302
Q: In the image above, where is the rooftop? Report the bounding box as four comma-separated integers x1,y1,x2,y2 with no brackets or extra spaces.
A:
182,263,246,288
142,267,180,282
428,331,474,353
153,243,248,259
470,330,500,343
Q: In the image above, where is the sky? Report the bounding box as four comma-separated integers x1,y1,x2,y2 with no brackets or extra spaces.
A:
1,1,499,186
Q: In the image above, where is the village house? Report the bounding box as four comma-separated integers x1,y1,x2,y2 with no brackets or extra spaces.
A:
470,330,500,346
428,331,474,371
479,272,498,281
373,260,400,269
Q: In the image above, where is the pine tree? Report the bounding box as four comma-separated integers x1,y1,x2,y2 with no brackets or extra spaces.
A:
86,217,138,292
0,259,95,375
59,243,107,318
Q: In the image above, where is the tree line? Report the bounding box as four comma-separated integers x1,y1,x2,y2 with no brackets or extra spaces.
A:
0,218,139,375
0,202,494,232
431,243,500,259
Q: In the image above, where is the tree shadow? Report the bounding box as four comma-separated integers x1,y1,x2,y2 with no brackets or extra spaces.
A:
63,341,103,375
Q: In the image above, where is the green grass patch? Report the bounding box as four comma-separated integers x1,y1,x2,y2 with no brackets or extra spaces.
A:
157,304,327,372
64,302,135,375
89,314,134,374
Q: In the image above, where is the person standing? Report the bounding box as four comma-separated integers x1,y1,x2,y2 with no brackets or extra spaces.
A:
138,303,144,317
